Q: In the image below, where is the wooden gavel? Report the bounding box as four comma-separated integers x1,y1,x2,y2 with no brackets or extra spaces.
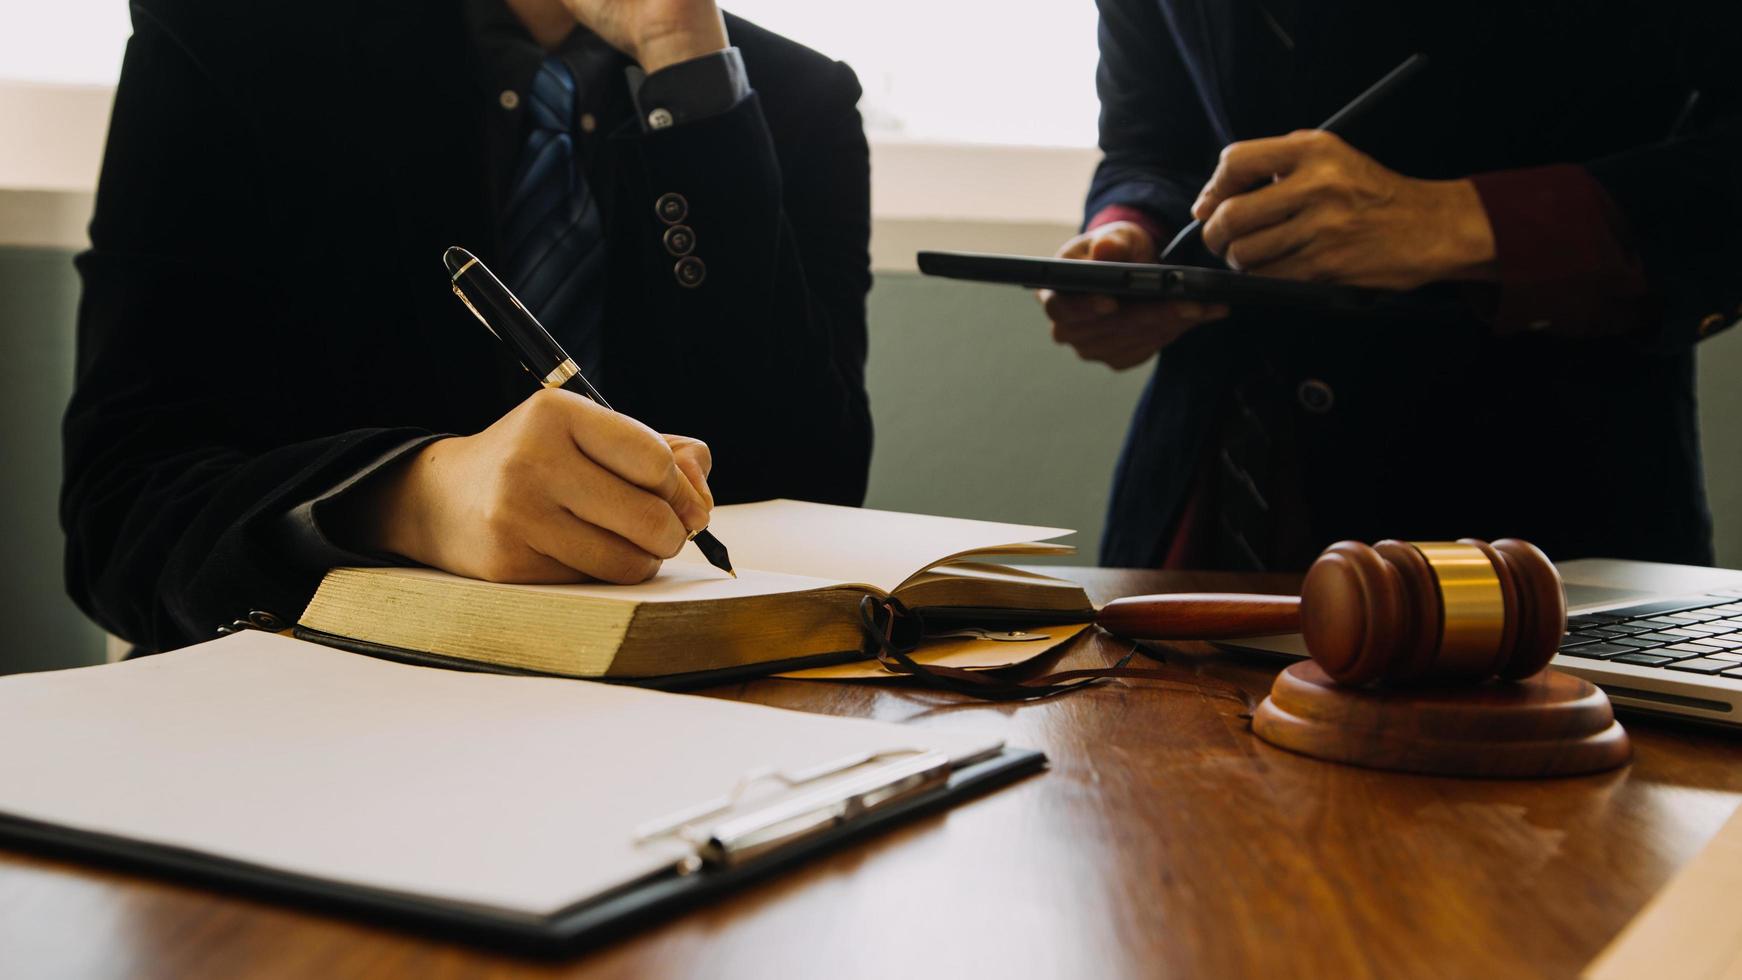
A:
1097,538,1566,687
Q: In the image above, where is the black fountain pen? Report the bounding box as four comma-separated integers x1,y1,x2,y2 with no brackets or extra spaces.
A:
444,246,736,577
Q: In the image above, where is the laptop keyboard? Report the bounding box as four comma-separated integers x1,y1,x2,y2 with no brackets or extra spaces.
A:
1560,595,1742,676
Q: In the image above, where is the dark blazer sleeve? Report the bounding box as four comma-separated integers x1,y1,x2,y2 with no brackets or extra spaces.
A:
62,9,434,650
1602,3,1742,351
1083,0,1219,233
610,54,873,506
1585,112,1742,351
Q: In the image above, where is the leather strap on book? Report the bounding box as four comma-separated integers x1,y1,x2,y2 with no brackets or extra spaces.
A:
857,597,1259,709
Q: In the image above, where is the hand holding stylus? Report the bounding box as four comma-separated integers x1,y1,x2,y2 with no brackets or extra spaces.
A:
1157,52,1434,266
1191,130,1497,290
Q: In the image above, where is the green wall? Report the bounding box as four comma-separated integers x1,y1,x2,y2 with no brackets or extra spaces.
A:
2,249,1739,674
1704,327,1742,567
0,248,103,672
863,273,1147,552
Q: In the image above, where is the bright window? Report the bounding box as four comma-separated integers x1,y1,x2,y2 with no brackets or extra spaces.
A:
0,0,1102,148
0,0,131,86
726,1,1101,147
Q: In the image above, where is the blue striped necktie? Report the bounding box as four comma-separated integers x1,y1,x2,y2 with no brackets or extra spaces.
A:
501,57,607,381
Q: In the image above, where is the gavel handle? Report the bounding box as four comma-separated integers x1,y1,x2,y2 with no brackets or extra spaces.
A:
1096,593,1303,640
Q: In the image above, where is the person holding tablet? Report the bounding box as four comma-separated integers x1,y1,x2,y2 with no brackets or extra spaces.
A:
1045,1,1741,572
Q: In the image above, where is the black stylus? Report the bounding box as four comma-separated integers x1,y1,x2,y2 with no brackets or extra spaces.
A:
1158,52,1431,264
443,246,736,578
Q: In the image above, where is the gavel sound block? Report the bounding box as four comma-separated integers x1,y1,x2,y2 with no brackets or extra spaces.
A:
1097,539,1632,778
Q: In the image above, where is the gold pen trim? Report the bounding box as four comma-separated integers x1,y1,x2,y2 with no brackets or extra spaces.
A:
450,255,478,280
449,284,501,341
542,359,580,388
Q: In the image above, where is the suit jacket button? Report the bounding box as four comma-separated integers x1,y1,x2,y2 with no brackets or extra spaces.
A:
674,256,707,288
1296,379,1335,414
663,224,696,256
655,192,689,224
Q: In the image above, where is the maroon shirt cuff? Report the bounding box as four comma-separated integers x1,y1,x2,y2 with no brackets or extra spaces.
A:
1088,205,1170,255
1469,164,1651,337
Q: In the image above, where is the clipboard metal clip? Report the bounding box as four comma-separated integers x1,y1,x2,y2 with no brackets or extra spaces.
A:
634,748,953,870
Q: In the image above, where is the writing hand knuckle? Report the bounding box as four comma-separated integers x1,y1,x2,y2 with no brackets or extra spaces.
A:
604,551,660,585
526,387,566,416
499,449,539,486
689,441,712,471
476,550,522,583
479,497,518,539
632,444,674,488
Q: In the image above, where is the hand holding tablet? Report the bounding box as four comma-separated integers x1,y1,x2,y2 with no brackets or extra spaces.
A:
1032,220,1228,371
917,228,1410,370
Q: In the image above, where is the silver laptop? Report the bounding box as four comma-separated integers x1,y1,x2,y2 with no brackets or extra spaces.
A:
1226,559,1742,728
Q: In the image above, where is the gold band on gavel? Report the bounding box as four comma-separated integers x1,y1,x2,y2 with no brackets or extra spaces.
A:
1409,541,1506,676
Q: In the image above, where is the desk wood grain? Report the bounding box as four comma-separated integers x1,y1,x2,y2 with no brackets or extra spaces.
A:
4,569,1741,979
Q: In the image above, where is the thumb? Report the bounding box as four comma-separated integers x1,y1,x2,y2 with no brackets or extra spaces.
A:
1089,222,1157,264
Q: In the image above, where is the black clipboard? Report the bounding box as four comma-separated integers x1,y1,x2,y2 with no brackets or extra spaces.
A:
0,747,1043,953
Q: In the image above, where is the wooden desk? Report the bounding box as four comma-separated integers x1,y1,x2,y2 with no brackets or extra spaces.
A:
4,569,1742,979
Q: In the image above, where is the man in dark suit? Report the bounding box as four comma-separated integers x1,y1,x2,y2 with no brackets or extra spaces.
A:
1044,1,1741,570
62,0,873,650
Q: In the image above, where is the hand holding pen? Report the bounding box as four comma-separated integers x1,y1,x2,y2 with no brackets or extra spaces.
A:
444,246,736,577
319,253,722,585
354,387,718,585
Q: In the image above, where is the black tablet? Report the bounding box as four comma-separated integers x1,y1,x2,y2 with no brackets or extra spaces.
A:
916,250,1399,315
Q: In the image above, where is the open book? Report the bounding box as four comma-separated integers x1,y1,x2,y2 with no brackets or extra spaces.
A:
298,500,1093,681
